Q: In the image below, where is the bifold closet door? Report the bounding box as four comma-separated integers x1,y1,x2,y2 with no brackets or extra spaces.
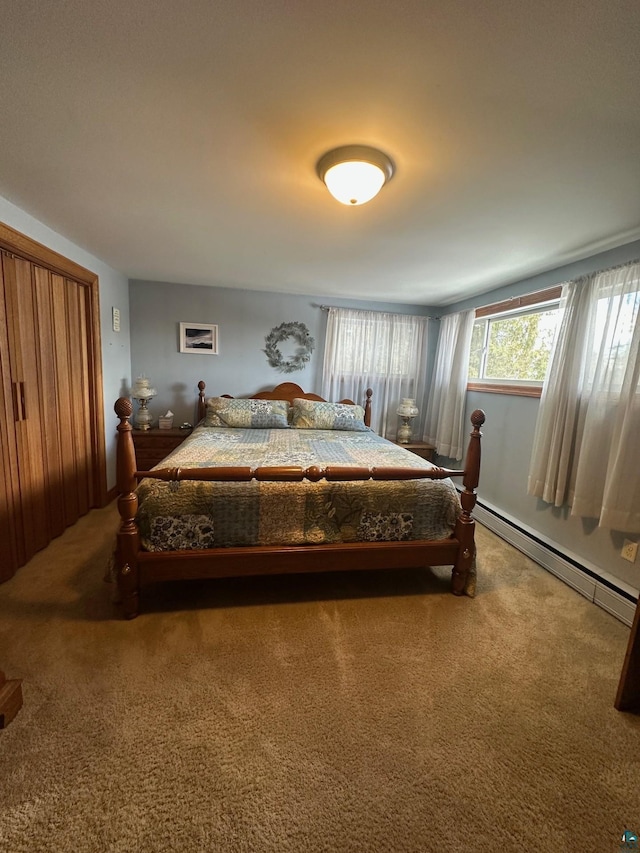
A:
50,272,94,524
0,263,21,579
0,224,106,582
32,266,71,538
1,254,50,562
26,265,95,534
1,254,97,572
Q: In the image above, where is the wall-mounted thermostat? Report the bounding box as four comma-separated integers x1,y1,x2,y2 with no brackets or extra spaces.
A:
112,307,121,332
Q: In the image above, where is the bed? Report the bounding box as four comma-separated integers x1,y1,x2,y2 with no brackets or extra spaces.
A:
113,381,485,619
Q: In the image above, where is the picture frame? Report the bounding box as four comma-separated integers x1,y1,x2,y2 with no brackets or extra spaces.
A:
179,322,219,355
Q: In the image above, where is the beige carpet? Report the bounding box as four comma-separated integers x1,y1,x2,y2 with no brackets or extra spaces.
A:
0,504,638,853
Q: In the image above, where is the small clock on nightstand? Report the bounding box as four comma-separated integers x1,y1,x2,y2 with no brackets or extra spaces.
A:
395,440,436,463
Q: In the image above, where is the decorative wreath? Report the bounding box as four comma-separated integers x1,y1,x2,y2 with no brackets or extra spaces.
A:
264,321,315,373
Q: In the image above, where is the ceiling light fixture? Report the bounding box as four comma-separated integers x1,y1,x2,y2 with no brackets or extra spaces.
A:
316,145,395,206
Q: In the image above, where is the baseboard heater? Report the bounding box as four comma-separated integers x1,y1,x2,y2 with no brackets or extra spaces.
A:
468,496,638,627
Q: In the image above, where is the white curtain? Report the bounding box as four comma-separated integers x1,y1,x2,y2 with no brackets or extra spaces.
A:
321,307,429,438
528,260,640,532
423,310,475,460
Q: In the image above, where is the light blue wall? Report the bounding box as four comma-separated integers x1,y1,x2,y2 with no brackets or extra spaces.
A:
437,239,640,593
129,279,437,432
0,195,131,491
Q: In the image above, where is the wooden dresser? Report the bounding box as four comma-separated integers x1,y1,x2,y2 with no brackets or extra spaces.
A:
132,427,193,469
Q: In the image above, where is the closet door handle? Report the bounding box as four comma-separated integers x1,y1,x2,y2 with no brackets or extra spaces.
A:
20,382,26,420
12,382,21,422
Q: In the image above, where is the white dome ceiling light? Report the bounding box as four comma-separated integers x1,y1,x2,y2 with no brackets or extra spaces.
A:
316,145,395,206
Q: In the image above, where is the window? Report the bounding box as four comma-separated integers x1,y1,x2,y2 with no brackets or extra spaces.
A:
321,307,429,437
331,313,425,376
467,286,561,396
586,287,640,391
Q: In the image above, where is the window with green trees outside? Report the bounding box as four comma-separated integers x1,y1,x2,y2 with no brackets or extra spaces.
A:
468,290,561,394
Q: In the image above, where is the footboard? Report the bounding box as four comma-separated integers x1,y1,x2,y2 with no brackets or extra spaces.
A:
114,396,484,618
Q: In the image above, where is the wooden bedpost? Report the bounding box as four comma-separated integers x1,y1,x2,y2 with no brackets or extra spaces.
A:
451,409,485,595
364,388,373,428
197,380,206,424
114,397,141,619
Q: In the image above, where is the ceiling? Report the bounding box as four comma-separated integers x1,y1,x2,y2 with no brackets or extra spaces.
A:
1,0,639,307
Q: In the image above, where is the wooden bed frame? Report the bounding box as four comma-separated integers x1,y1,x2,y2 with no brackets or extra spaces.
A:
114,382,485,619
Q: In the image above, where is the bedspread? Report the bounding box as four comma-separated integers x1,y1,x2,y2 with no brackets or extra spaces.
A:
136,426,461,551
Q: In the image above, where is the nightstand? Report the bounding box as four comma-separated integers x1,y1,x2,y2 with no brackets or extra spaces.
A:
132,427,193,469
395,441,436,463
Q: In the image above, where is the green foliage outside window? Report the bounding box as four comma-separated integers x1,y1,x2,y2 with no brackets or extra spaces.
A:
468,322,485,379
469,309,558,382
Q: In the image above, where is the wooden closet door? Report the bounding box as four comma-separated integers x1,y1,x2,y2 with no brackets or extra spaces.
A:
50,274,95,525
67,277,94,513
0,430,20,579
0,221,107,581
32,266,66,538
0,259,21,578
2,254,50,560
1,256,98,562
23,267,96,534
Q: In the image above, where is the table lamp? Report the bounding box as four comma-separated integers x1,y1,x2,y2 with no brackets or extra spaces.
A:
131,376,157,430
396,397,419,444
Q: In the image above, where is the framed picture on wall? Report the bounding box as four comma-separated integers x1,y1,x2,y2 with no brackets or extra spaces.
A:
179,322,219,354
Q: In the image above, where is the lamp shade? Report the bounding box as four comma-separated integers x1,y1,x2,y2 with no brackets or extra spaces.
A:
396,398,419,418
131,376,156,399
317,145,395,206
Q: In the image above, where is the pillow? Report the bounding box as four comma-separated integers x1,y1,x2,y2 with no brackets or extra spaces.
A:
291,398,368,431
204,397,226,427
204,397,289,429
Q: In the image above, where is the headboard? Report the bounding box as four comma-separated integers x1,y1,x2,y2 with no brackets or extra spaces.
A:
196,381,372,427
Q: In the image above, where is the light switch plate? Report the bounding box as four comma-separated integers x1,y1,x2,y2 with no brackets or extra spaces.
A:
112,307,120,332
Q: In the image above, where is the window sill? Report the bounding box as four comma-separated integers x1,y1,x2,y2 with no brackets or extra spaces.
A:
467,382,542,398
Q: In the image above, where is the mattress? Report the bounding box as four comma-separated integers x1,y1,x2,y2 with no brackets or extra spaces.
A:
135,425,461,551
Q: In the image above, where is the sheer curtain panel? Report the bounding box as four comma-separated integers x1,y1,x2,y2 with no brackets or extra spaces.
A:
423,310,475,460
321,308,429,438
528,260,640,532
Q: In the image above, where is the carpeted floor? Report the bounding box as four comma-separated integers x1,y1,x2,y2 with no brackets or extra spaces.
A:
0,503,638,853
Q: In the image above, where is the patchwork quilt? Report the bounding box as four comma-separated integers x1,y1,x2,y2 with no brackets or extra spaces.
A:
135,425,461,551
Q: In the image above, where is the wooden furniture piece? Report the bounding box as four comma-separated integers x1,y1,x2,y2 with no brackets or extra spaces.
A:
113,381,485,620
0,223,107,582
395,441,436,463
615,595,640,712
0,670,22,729
132,427,193,470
